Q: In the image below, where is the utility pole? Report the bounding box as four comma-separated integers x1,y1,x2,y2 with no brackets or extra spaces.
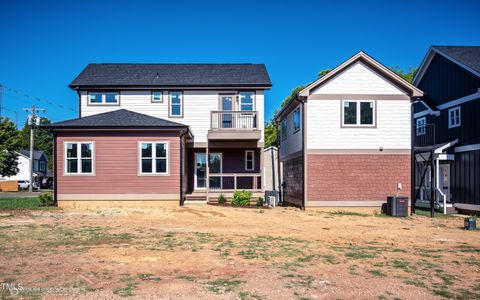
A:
23,105,45,192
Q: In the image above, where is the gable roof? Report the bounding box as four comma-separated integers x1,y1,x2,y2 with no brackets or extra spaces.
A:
298,51,423,97
44,109,188,130
413,46,480,86
69,63,272,89
19,149,46,160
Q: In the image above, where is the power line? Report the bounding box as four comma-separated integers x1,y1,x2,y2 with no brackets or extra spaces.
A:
0,83,75,112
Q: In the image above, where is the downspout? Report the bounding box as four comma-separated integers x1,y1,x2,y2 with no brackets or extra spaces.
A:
435,157,447,214
49,130,58,207
276,121,282,203
179,128,190,206
294,95,306,210
76,89,81,118
270,147,275,191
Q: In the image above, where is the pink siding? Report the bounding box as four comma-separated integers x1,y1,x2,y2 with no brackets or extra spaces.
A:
56,131,180,194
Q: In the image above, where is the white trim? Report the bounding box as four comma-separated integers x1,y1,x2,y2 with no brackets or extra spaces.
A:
245,150,255,171
437,91,480,110
239,91,255,111
413,100,440,118
169,91,183,117
436,154,455,160
454,203,480,212
194,152,206,190
341,100,375,127
63,141,95,176
88,92,119,105
138,141,169,176
455,143,480,153
434,139,458,154
448,106,461,128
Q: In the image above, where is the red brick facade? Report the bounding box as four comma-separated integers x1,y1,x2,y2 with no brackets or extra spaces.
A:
306,154,410,204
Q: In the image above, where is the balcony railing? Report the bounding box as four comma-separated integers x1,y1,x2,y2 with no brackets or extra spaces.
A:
211,111,258,130
414,123,435,148
208,173,262,191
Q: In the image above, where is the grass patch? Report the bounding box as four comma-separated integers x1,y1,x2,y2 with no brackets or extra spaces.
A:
327,211,369,217
0,197,54,210
392,259,410,271
368,269,386,277
323,255,338,264
113,274,138,297
404,279,426,288
432,289,455,298
137,273,161,282
177,275,196,282
206,278,244,294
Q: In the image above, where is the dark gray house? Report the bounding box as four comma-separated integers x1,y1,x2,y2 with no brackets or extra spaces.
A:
412,46,480,213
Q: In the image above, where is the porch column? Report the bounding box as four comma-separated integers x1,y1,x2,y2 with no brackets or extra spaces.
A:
259,147,264,191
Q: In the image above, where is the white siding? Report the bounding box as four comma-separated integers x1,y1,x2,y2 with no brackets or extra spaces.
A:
0,155,30,181
280,103,303,159
80,90,265,143
311,61,405,95
306,99,411,150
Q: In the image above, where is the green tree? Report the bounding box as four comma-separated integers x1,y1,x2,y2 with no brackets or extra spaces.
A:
18,117,53,169
0,117,21,177
389,66,418,83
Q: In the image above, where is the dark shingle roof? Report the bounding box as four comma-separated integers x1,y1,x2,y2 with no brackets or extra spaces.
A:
69,64,272,88
44,109,187,129
433,46,480,75
19,149,46,160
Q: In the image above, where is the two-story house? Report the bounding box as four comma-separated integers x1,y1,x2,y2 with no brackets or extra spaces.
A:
0,149,49,188
275,51,423,210
45,64,271,207
412,46,480,213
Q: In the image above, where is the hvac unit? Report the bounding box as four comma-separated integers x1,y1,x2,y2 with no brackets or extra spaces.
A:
387,196,408,217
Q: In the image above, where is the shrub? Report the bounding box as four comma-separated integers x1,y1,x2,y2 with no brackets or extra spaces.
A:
218,194,227,204
256,196,264,207
39,192,54,207
231,190,252,206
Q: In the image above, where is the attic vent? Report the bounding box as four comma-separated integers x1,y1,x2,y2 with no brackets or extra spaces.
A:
156,72,159,79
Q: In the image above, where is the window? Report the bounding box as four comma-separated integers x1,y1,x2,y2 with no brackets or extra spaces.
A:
245,150,254,171
416,117,426,136
293,108,301,132
152,91,163,103
169,91,183,117
88,92,119,105
140,142,168,174
281,119,287,140
65,142,94,174
342,100,375,126
239,92,254,111
448,106,461,128
39,161,46,172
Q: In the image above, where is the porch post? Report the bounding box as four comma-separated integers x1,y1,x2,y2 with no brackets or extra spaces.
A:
259,147,264,192
206,144,209,202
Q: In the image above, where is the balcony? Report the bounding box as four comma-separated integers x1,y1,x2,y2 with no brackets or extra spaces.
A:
208,111,261,141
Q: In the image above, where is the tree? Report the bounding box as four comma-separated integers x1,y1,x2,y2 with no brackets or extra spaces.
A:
0,117,21,177
389,66,418,83
18,117,53,169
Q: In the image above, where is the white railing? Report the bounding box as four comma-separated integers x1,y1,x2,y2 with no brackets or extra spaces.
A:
211,111,257,130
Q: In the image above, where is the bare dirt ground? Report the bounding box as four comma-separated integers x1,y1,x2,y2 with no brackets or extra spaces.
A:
0,205,479,300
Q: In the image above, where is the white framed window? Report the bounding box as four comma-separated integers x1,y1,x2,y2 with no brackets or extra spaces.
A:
64,142,94,175
152,91,163,103
342,100,375,127
88,92,119,105
239,92,254,111
245,150,254,171
293,108,301,132
139,142,168,175
416,117,426,136
448,106,461,128
169,91,183,117
281,119,287,141
39,161,46,172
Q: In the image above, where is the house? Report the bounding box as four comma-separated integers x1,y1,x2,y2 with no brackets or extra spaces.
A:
412,46,480,213
275,51,423,210
0,149,50,187
44,64,271,207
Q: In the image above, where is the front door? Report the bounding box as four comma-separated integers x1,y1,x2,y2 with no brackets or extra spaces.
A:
221,94,235,128
439,164,451,201
195,153,206,189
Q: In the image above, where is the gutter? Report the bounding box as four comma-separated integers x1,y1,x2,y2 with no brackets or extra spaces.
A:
294,95,306,210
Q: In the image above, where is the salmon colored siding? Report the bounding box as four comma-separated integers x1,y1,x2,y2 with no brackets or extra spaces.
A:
56,131,180,195
307,154,411,203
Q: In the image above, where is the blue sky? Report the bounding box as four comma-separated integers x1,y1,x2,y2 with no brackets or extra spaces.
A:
1,0,479,125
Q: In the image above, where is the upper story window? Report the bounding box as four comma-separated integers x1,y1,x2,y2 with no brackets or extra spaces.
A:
448,106,461,128
245,150,254,171
88,92,119,105
239,92,254,111
140,142,168,175
293,108,301,133
281,119,287,141
416,117,426,136
65,142,94,175
152,91,163,103
169,91,183,117
342,100,375,127
39,161,46,172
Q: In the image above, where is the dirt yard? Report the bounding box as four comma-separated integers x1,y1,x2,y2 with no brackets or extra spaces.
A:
0,205,479,300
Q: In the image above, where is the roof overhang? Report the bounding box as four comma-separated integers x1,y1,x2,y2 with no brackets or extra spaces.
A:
43,125,193,139
69,84,272,91
299,51,424,98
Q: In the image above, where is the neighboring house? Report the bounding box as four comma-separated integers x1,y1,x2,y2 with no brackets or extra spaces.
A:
412,46,480,213
0,149,49,186
275,51,423,209
44,64,271,207
263,146,281,192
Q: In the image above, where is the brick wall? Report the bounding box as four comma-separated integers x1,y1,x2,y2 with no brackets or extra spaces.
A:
307,154,410,204
283,156,303,206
